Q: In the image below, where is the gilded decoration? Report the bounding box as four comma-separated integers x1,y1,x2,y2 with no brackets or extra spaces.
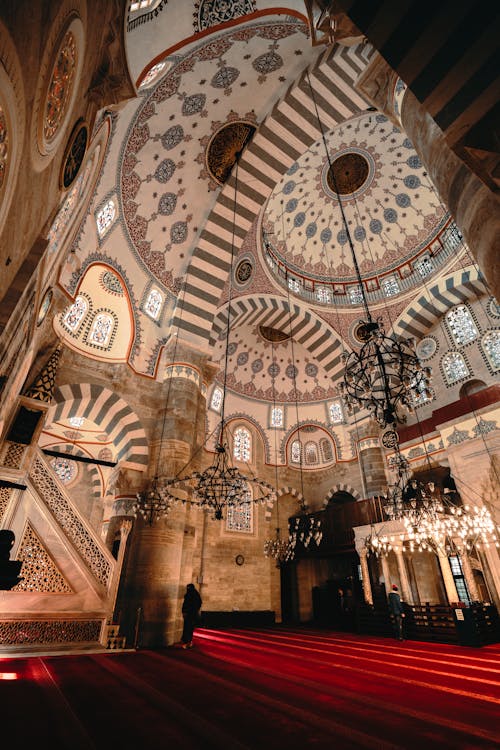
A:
206,120,256,185
44,29,77,143
327,152,369,195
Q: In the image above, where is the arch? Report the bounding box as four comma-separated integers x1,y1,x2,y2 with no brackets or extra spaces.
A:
459,379,487,399
46,383,148,471
393,265,487,340
211,294,346,379
173,41,372,344
323,484,362,507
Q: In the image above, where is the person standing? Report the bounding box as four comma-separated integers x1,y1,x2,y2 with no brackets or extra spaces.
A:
181,583,202,649
388,584,405,640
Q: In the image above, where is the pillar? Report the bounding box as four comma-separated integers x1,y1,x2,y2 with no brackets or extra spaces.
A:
436,550,460,605
357,424,387,498
117,342,217,648
457,547,480,602
359,548,373,605
394,548,412,604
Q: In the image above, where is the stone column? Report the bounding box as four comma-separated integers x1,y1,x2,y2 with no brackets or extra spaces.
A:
457,548,480,602
394,548,412,604
359,548,373,605
357,428,387,498
436,550,460,604
117,342,217,648
356,55,500,298
380,553,391,591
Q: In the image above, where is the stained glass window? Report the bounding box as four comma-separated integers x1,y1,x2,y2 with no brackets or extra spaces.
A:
226,484,253,533
271,407,283,428
316,287,331,304
63,295,87,331
44,30,77,142
442,351,469,384
411,376,432,406
382,275,399,297
446,305,478,346
305,442,318,465
211,387,223,412
51,456,77,484
482,331,500,371
288,277,300,293
416,257,433,277
89,313,113,347
320,438,333,462
144,288,163,320
329,400,343,424
348,286,363,305
233,427,251,462
69,416,84,427
96,199,116,237
140,62,167,88
291,439,301,464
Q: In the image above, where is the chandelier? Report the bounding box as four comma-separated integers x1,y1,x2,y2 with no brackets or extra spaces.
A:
264,527,292,567
133,475,174,525
339,321,432,428
166,440,276,521
287,508,323,559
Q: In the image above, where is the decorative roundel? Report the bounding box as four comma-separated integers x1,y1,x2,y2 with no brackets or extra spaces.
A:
235,257,253,286
51,456,78,484
327,152,370,195
37,288,53,326
60,119,88,190
382,430,399,449
416,336,438,361
235,554,245,566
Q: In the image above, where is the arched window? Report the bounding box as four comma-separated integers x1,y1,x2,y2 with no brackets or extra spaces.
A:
96,199,116,238
233,427,251,462
211,387,223,412
320,438,333,462
442,351,469,384
446,305,478,346
481,330,500,371
89,312,114,347
328,400,343,424
305,441,319,465
63,295,87,331
226,484,253,533
316,287,331,303
348,286,363,304
271,407,283,428
290,439,302,464
144,288,163,320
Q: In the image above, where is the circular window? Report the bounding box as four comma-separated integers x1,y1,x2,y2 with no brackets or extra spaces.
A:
37,288,53,326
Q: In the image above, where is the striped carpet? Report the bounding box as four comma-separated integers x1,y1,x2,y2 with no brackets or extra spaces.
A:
1,627,499,749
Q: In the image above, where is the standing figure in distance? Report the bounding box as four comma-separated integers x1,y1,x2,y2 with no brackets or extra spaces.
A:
181,583,202,649
388,584,405,641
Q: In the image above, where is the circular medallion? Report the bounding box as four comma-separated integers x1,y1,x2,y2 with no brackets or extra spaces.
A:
60,119,88,190
207,121,256,185
416,337,438,361
235,259,253,285
327,152,369,195
382,430,399,449
235,554,245,566
37,288,53,326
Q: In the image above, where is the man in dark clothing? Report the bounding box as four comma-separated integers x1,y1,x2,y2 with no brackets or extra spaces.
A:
181,583,202,649
388,584,405,640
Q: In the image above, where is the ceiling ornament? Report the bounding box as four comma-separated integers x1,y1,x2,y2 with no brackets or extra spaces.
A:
202,116,256,188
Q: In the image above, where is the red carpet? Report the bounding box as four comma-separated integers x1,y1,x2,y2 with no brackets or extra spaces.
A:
1,627,499,749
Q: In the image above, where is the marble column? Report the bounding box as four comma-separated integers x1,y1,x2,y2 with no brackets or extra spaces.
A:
380,553,391,592
356,55,500,298
394,548,412,604
359,548,373,605
436,550,460,604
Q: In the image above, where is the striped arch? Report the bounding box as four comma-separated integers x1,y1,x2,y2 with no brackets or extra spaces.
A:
393,265,487,340
173,41,372,344
323,484,362,506
47,384,148,471
211,294,346,379
43,443,105,498
276,486,307,508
